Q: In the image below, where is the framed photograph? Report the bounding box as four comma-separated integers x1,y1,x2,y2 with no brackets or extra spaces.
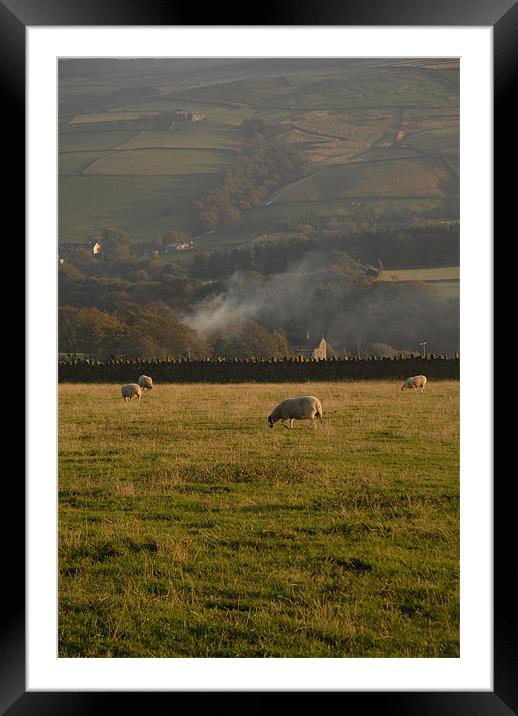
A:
12,0,506,710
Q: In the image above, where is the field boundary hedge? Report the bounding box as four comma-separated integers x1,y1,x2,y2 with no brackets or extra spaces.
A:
58,355,460,383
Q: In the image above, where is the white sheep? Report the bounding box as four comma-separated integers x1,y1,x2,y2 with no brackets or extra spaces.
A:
121,383,142,402
268,396,324,429
401,375,427,392
138,375,154,392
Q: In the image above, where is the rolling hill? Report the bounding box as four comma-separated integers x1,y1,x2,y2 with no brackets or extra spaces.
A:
59,57,459,251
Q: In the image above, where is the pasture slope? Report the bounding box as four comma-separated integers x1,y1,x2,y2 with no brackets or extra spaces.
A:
59,58,459,248
59,380,459,657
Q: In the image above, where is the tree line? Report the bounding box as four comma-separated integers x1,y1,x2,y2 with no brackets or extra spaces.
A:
192,120,309,233
58,302,293,361
190,220,460,279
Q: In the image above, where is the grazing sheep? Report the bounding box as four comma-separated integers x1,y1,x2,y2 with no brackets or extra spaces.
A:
268,396,323,429
121,383,142,402
401,375,427,392
138,375,153,392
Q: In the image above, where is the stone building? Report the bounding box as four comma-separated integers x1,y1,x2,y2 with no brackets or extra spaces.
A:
294,336,327,360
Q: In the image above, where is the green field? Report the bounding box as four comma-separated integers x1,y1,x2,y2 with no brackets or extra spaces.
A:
116,126,244,151
59,174,218,241
402,126,460,156
59,151,107,176
59,130,139,152
59,381,459,658
84,147,236,177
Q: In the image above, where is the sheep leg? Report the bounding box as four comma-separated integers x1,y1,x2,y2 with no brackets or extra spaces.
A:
290,419,294,429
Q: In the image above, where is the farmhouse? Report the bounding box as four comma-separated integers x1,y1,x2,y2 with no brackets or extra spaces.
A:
146,110,208,130
163,241,194,253
171,111,206,122
59,240,102,256
294,336,327,360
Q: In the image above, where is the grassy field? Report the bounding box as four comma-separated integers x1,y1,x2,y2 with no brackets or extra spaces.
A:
402,126,460,156
116,126,245,151
275,158,454,204
59,130,139,152
69,111,158,125
59,174,218,241
378,267,460,300
59,380,459,658
379,267,459,281
84,147,236,177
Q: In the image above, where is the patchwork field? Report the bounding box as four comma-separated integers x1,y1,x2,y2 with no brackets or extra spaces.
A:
173,67,455,110
59,380,459,658
59,58,459,247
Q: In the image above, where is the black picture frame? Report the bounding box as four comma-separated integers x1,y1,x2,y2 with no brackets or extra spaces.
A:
11,0,505,711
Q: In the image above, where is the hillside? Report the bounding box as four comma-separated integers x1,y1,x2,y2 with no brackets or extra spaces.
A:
59,58,459,249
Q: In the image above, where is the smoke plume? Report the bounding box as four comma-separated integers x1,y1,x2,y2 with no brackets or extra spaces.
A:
183,251,459,354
